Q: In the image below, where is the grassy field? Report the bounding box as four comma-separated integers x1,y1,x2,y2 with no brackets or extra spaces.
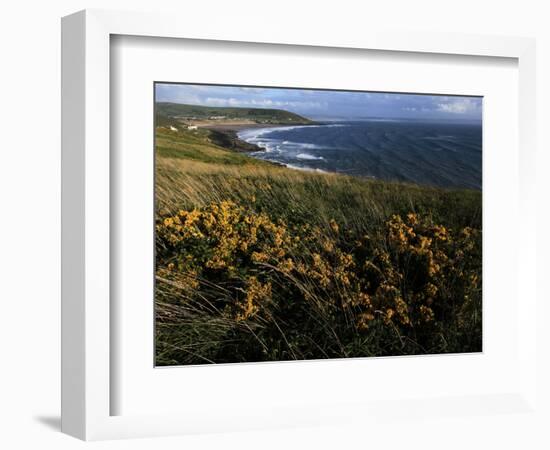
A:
155,126,482,365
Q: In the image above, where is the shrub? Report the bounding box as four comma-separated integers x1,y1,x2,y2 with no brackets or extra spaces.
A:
155,201,481,364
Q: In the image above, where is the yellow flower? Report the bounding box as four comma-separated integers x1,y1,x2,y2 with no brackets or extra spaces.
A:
406,212,419,225
419,305,435,322
236,276,272,321
278,258,294,273
425,283,438,297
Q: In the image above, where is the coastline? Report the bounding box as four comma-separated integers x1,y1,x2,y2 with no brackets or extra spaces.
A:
203,122,339,174
231,123,335,174
202,122,319,154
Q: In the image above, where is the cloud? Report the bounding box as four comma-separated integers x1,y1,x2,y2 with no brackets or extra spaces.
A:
204,97,325,110
155,85,203,104
239,87,266,92
436,98,480,114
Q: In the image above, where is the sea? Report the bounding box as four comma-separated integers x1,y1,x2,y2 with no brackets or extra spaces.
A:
237,120,482,190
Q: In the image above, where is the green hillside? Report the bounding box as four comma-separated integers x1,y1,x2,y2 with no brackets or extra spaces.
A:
156,102,316,125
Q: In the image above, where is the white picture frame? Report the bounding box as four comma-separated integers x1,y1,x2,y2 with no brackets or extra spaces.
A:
61,9,537,441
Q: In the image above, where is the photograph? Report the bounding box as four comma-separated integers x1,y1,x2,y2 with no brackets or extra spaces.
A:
154,83,482,366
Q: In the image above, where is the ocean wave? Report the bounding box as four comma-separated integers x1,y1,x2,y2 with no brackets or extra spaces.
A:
296,153,324,161
237,128,274,141
247,139,284,153
237,123,348,142
241,132,328,154
296,142,324,150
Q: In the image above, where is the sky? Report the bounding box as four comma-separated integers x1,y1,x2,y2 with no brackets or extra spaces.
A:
156,83,482,123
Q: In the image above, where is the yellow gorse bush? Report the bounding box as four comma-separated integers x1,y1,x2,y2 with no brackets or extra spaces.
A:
355,213,481,335
156,202,481,357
